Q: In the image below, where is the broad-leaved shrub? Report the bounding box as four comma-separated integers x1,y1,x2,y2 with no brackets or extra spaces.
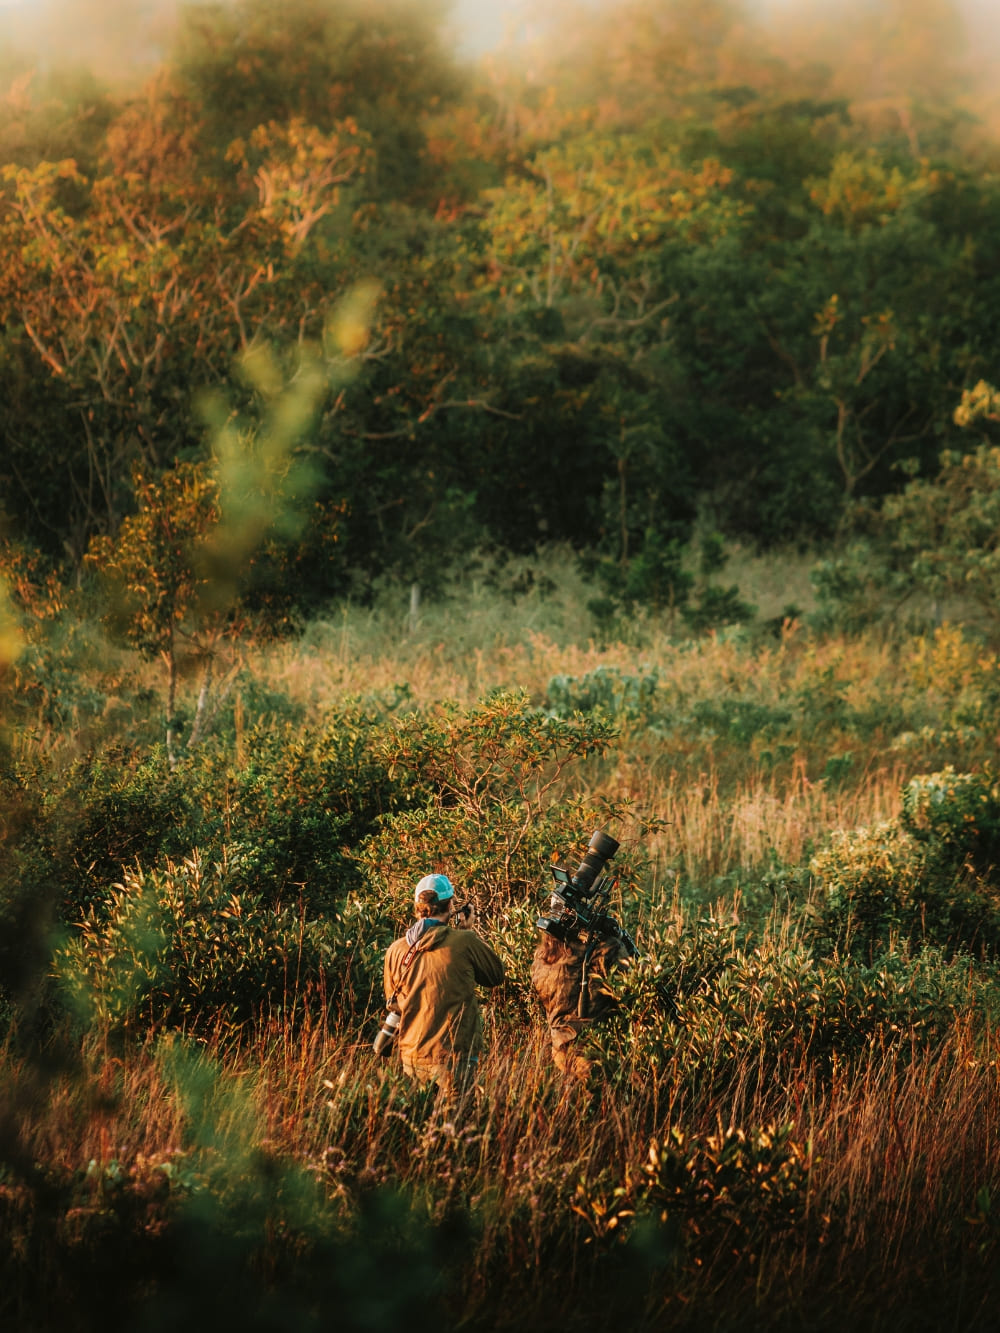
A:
54,854,339,1034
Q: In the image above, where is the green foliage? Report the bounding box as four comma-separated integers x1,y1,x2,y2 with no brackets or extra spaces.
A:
174,0,461,201
604,529,693,616
86,464,222,662
881,446,1000,637
639,1120,810,1246
0,749,209,1008
901,767,1000,872
546,665,660,724
812,445,1000,639
55,754,205,916
218,715,397,912
809,543,888,634
589,529,755,634
681,582,756,634
811,769,1000,960
354,690,628,914
601,929,994,1090
0,710,400,974
3,0,1000,583
689,697,793,745
570,1118,811,1263
53,854,335,1033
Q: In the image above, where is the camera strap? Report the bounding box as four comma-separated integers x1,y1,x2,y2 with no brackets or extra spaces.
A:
388,932,436,1008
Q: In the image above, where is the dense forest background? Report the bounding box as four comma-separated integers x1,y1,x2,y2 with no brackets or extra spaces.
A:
2,0,999,611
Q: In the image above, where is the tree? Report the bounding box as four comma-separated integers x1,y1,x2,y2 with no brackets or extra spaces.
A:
0,103,370,558
83,312,364,762
173,0,462,202
879,444,1000,637
85,462,232,767
482,132,738,326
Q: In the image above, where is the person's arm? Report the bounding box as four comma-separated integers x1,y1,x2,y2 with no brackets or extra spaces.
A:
467,933,505,988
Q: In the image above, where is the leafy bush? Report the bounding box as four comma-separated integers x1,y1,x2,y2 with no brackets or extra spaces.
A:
53,854,340,1034
599,933,995,1091
901,767,1000,871
214,714,398,913
546,665,660,723
809,820,925,958
810,768,1000,959
640,1120,810,1247
689,697,793,745
809,543,890,635
4,710,400,944
0,750,210,1001
54,753,207,918
588,531,755,635
354,691,631,915
681,581,756,634
571,1120,811,1260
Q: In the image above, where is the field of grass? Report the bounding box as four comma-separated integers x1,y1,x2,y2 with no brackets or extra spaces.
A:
3,547,1000,1331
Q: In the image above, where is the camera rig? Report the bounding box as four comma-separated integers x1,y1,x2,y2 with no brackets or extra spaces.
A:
537,830,640,959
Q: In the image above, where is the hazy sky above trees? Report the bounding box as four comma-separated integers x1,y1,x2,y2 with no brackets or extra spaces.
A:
455,0,995,58
0,0,996,70
0,1,997,152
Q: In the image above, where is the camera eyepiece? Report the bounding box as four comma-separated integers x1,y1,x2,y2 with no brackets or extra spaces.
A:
570,830,620,897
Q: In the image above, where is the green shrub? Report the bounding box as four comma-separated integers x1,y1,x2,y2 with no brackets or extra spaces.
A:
681,581,756,634
546,665,660,723
810,771,1000,959
0,749,208,997
39,713,399,930
53,854,341,1034
640,1119,810,1246
689,697,794,745
53,753,206,919
599,935,996,1090
354,691,637,920
901,767,1000,872
809,820,924,957
809,543,888,635
588,531,755,635
213,715,397,913
570,1119,810,1263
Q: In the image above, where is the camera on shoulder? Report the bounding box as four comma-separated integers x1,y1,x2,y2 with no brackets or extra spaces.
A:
537,830,639,958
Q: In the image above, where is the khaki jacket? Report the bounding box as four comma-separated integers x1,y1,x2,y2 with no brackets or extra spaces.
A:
531,933,628,1053
384,924,504,1070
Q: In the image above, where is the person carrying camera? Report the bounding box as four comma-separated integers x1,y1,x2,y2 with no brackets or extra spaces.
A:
531,918,631,1079
383,873,504,1096
530,831,635,1079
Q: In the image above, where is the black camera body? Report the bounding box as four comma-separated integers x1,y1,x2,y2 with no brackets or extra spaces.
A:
537,830,639,959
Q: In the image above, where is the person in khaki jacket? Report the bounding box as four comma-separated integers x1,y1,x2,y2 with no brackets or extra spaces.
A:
384,873,504,1094
531,925,630,1079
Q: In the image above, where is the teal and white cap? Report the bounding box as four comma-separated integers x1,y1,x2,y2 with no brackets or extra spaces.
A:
414,873,455,902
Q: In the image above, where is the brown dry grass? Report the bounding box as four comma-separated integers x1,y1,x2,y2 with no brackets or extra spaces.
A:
5,983,997,1331
4,552,1000,1329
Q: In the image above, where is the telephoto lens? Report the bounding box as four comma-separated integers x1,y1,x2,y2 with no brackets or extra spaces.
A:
373,1009,401,1056
571,830,620,896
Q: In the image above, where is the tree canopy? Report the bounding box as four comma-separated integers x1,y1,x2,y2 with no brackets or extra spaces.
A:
1,0,998,611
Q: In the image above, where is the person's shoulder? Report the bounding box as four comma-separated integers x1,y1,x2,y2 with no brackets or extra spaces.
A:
455,927,489,947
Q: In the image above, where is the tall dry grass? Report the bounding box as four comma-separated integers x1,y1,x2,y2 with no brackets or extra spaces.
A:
5,548,1000,1329
5,968,997,1331
227,549,996,896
